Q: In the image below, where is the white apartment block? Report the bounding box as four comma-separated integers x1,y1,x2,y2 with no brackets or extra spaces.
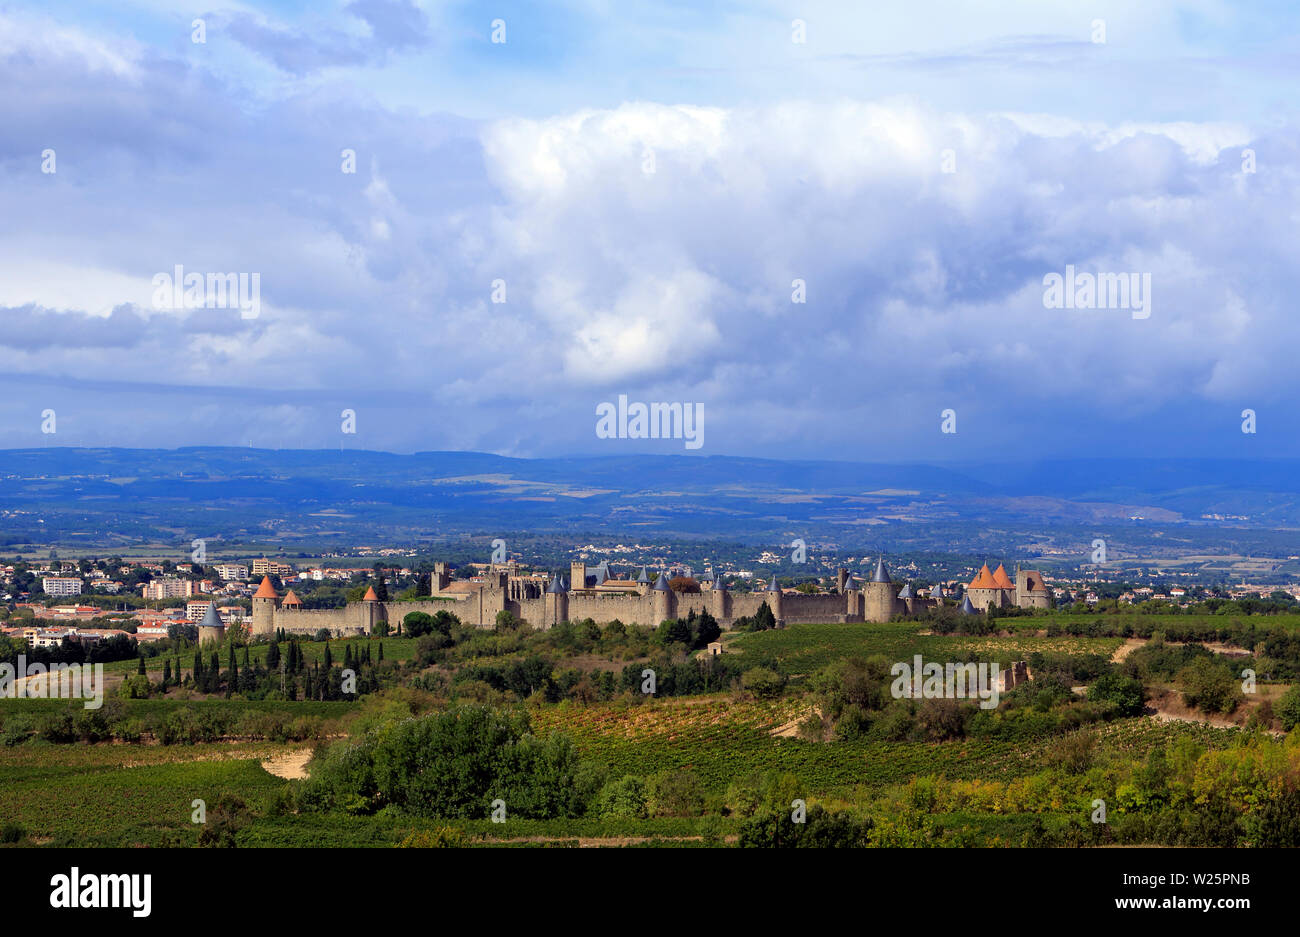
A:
143,578,194,600
250,558,294,577
214,564,249,581
42,577,83,596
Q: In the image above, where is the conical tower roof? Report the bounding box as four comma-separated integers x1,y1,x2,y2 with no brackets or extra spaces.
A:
969,564,996,589
767,575,781,593
546,573,567,594
254,576,278,598
362,585,379,601
652,571,671,592
283,589,302,606
636,566,650,584
959,595,977,614
200,603,222,628
871,556,891,583
931,582,944,599
898,583,913,599
992,564,1015,589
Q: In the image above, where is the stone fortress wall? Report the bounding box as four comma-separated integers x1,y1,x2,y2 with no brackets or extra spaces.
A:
246,558,1051,638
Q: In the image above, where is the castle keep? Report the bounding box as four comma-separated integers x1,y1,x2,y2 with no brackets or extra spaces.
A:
246,558,1050,638
964,563,1051,612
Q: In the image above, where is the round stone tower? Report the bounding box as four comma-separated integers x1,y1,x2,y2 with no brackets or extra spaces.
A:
544,573,569,629
251,576,278,637
652,570,675,624
197,602,226,646
861,556,897,623
766,574,784,627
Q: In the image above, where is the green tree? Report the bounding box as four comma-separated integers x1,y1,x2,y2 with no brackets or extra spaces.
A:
1178,658,1241,714
1087,673,1146,717
1277,684,1300,732
752,602,776,632
741,667,787,699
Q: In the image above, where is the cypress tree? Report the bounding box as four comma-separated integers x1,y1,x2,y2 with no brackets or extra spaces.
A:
209,652,220,693
137,654,146,676
323,644,333,669
162,659,172,687
267,639,280,670
377,642,383,663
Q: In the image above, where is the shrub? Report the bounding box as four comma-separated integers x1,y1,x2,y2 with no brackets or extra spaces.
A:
594,775,648,820
741,667,786,699
1087,673,1146,717
646,769,705,817
1045,729,1097,773
1178,658,1241,715
0,715,35,747
1277,685,1300,732
301,705,584,820
397,827,472,848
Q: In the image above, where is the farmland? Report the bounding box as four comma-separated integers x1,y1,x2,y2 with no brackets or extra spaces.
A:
1,612,1298,848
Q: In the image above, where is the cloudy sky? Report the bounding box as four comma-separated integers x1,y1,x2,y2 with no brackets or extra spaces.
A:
1,0,1297,461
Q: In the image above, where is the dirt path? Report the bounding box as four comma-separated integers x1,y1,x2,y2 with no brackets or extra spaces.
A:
770,706,819,738
261,749,314,779
1145,690,1284,737
1147,706,1282,736
1110,638,1146,663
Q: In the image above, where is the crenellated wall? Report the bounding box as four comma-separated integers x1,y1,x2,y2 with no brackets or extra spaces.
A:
260,582,926,635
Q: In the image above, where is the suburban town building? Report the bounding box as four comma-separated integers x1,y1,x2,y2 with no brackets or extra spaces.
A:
41,577,83,597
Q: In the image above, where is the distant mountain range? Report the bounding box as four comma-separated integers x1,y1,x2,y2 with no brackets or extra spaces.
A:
0,448,1296,556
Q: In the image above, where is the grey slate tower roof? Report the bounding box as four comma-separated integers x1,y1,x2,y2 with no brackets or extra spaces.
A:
767,575,781,593
897,583,913,599
594,563,609,585
931,582,944,599
959,595,977,614
842,577,855,593
871,556,891,583
200,603,223,628
547,574,567,594
652,571,671,592
637,566,650,584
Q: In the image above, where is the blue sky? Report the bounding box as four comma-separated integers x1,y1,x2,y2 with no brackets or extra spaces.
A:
1,1,1298,460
